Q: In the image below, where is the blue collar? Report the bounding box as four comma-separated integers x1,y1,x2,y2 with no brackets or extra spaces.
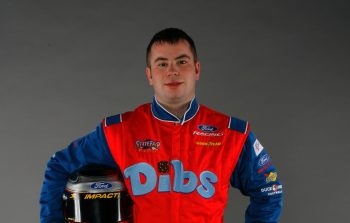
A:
151,97,200,124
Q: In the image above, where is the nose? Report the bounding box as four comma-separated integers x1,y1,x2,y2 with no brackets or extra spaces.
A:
167,63,179,76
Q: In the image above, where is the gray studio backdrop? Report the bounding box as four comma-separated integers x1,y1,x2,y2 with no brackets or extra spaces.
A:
1,0,349,222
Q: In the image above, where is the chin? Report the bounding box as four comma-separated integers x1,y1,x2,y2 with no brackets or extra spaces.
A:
164,95,183,102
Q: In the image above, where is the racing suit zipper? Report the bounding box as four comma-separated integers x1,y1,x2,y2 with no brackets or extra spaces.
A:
170,122,181,223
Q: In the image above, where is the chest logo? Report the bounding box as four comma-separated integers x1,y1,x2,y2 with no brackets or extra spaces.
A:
124,160,218,199
194,124,223,137
198,125,218,132
135,139,160,151
195,141,222,146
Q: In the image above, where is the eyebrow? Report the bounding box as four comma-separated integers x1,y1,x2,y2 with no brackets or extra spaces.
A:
154,57,168,63
175,54,191,60
153,54,192,63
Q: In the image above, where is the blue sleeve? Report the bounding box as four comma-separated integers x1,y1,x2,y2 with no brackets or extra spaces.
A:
231,131,283,223
39,123,117,223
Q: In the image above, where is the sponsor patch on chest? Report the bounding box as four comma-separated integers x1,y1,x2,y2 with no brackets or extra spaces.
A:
135,139,160,151
195,141,222,147
193,124,224,137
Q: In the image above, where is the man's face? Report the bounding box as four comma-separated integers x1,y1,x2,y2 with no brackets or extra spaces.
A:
146,40,200,105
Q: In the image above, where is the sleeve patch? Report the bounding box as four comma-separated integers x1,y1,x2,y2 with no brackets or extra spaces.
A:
228,117,248,134
253,139,264,156
105,114,122,127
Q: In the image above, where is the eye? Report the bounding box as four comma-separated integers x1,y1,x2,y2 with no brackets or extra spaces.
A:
177,60,188,65
158,62,168,67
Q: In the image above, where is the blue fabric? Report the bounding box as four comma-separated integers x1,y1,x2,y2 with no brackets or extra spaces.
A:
231,132,283,223
39,123,117,223
105,114,122,126
229,116,248,134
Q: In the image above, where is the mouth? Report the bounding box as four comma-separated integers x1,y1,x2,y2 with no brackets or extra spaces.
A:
165,82,183,87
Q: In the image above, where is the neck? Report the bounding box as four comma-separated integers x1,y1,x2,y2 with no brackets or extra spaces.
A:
156,98,192,119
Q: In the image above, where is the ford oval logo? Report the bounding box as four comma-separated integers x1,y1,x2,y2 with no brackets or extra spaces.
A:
258,154,270,167
198,125,218,132
91,182,113,190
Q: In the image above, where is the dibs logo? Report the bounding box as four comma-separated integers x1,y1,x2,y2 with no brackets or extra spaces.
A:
124,160,218,199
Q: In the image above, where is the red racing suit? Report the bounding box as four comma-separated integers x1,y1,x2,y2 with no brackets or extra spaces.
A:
40,97,283,223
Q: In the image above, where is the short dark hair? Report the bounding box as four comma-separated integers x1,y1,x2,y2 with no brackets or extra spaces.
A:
146,28,197,67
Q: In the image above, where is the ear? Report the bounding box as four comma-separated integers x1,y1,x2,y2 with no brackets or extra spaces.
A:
145,67,153,86
195,61,200,80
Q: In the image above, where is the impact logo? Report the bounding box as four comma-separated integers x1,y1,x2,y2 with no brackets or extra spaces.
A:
124,160,218,199
90,182,113,190
135,139,160,151
84,193,120,199
193,124,223,137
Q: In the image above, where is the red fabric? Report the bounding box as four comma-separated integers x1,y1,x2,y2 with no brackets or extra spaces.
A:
103,104,249,223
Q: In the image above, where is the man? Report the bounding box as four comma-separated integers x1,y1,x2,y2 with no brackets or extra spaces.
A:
40,28,283,223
